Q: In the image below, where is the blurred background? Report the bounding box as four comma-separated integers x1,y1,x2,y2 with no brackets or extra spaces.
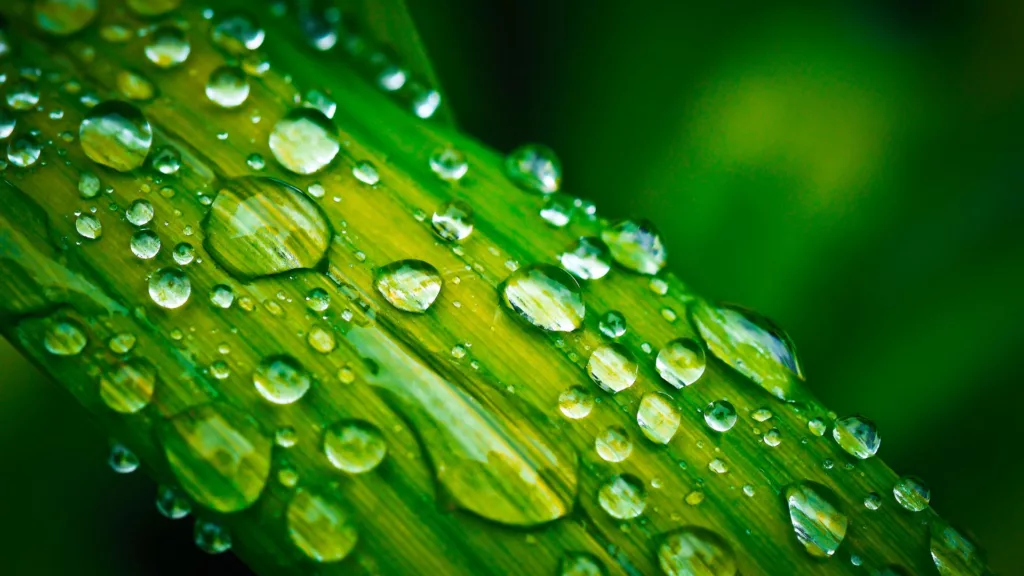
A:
2,0,1022,573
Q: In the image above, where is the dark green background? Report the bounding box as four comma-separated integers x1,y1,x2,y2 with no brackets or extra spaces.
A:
2,0,1021,573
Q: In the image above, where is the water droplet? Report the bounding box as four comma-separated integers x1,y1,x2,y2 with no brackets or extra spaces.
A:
108,332,136,355
751,408,773,422
832,415,880,459
930,520,985,576
352,160,379,185
131,229,161,259
431,200,474,242
685,490,705,506
253,355,311,405
743,485,756,497
274,426,297,448
658,527,737,576
287,487,358,563
708,458,729,474
145,25,190,68
0,110,15,140
211,14,265,54
7,133,41,167
598,474,646,520
808,417,827,437
306,288,330,312
540,193,574,227
559,386,594,419
374,259,443,313
149,267,190,309
127,0,180,17
598,311,626,339
155,484,191,519
307,325,336,354
34,0,97,36
324,420,387,474
893,475,930,512
785,481,848,558
161,403,271,512
655,338,706,388
864,492,881,510
126,199,154,226
587,344,638,393
100,358,156,414
560,553,606,576
78,171,101,198
204,177,331,278
210,361,230,380
411,84,442,119
501,264,585,332
44,318,87,356
6,81,40,111
75,214,102,240
601,220,666,275
429,147,468,181
206,285,233,309
206,66,249,108
560,237,611,281
194,519,231,554
595,426,632,462
172,242,195,265
505,144,561,194
116,69,156,102
269,108,339,174
637,392,680,444
108,442,139,473
691,301,802,401
703,400,737,432
763,428,782,447
79,101,152,172
246,152,265,170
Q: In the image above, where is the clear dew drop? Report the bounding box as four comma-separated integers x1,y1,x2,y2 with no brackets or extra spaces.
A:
100,358,156,414
930,520,986,576
658,527,737,576
500,264,585,332
655,338,706,388
864,492,882,510
287,487,358,563
206,66,250,108
704,400,738,432
7,133,42,167
763,428,782,447
108,332,136,355
209,285,234,309
194,519,231,554
306,287,330,312
127,0,180,17
253,355,311,405
540,193,574,228
751,408,773,422
598,474,646,520
560,237,611,281
211,14,265,54
6,81,40,111
108,442,139,473
33,0,97,36
148,267,190,309
374,259,443,313
352,160,379,185
269,108,339,175
151,146,181,175
808,417,827,437
323,420,387,474
79,101,153,172
275,426,297,448
601,219,666,275
785,481,848,558
160,403,271,513
832,415,880,459
599,310,627,339
559,386,594,419
505,143,562,194
204,177,331,278
637,392,680,444
131,229,161,259
431,199,474,242
893,475,930,512
78,171,101,198
75,214,102,240
172,242,195,265
691,300,803,401
116,69,156,102
44,318,87,356
307,325,336,354
126,199,154,226
595,426,632,462
708,458,729,474
429,147,468,181
155,484,191,520
560,553,606,576
144,25,191,68
587,343,638,393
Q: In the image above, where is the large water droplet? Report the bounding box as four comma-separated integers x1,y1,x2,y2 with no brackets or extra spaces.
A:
785,481,848,558
637,392,680,444
691,301,802,401
44,318,87,356
558,386,594,419
204,177,331,278
703,400,737,432
211,14,265,54
194,519,231,554
501,264,585,332
287,487,358,563
126,199,155,226
930,520,985,576
100,358,156,414
155,484,191,519
34,0,97,36
560,237,611,281
205,66,249,108
149,267,190,309
601,220,666,275
431,200,474,242
587,343,638,393
893,475,930,512
269,108,339,175
832,415,880,459
80,101,152,172
598,474,646,520
655,338,706,388
505,144,561,194
595,426,632,462
324,420,387,474
253,355,311,405
145,25,190,68
131,229,161,259
7,133,42,167
160,403,271,513
658,527,737,576
374,259,443,313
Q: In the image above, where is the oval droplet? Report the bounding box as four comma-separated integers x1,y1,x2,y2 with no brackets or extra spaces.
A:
598,310,626,339
560,237,611,281
194,519,232,554
155,484,191,520
703,400,737,432
893,475,930,512
269,108,339,175
785,480,848,558
501,264,585,332
108,442,140,473
75,214,102,240
587,343,638,393
100,358,156,414
601,219,666,275
429,147,469,181
34,0,97,36
7,133,42,168
832,415,880,459
323,420,387,474
149,267,191,309
505,143,561,194
126,199,155,226
211,14,265,54
205,66,250,108
287,487,359,563
127,0,180,16
637,392,680,444
374,259,443,313
930,520,985,576
144,25,190,68
131,229,161,259
431,199,474,242
658,527,737,576
595,426,632,463
656,338,706,388
558,386,594,420
598,474,646,520
79,101,153,172
253,355,311,405
560,553,606,576
44,318,87,356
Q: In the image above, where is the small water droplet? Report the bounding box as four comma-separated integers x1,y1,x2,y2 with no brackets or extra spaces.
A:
598,310,626,339
808,417,827,437
108,332,136,355
785,480,848,558
658,527,737,576
254,355,311,405
79,101,152,172
930,520,985,576
246,153,265,170
145,25,191,68
131,229,161,259
637,392,680,444
893,475,930,512
172,242,195,265
324,420,387,473
75,214,102,239
269,108,339,174
194,519,231,554
155,484,191,519
762,428,782,447
832,415,880,459
558,386,594,419
127,0,180,16
34,0,98,36
601,219,666,275
560,553,606,576
703,400,737,432
560,237,611,281
864,492,881,510
116,69,156,102
149,267,190,309
211,14,264,54
205,66,250,108
275,426,297,448
708,458,729,474
751,408,773,422
44,317,87,356
374,259,443,313
598,474,646,520
0,110,14,140
306,287,330,312
78,171,101,198
655,338,706,388
307,325,336,354
743,485,756,497
587,344,638,393
352,160,379,185
108,442,140,473
685,490,705,506
595,426,632,462
7,133,42,167
540,193,574,227
431,200,474,242
126,199,154,226
501,264,585,332
100,358,156,413
287,487,358,563
505,144,561,194
429,147,468,181
209,285,234,309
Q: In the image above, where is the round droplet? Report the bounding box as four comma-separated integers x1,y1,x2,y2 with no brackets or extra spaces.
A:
832,415,880,459
75,214,102,239
116,69,156,101
34,0,98,36
307,326,336,354
275,426,297,448
893,476,930,512
151,145,181,175
126,199,154,226
598,310,626,339
194,519,231,554
595,426,632,462
864,492,882,511
44,318,87,356
374,259,443,313
211,14,265,54
655,338,706,388
100,358,156,414
601,219,666,275
930,520,985,576
155,484,191,520
109,442,140,473
743,485,756,497
287,487,358,563
560,553,606,576
131,229,161,259
145,25,190,68
763,428,782,447
558,386,593,419
637,392,680,444
204,177,332,278
708,458,729,474
149,267,190,309
7,133,42,167
500,264,585,332
253,355,311,405
352,160,379,185
785,481,848,558
206,66,250,108
108,332,136,355
127,0,181,17
505,144,561,194
324,420,387,474
703,400,737,432
269,108,339,175
306,288,330,312
540,194,574,227
587,343,638,393
751,408,773,422
658,527,737,576
598,474,646,520
6,81,40,111
173,242,195,265
424,197,476,241
429,147,468,181
80,101,153,172
78,171,100,198
560,237,611,281
808,418,827,437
